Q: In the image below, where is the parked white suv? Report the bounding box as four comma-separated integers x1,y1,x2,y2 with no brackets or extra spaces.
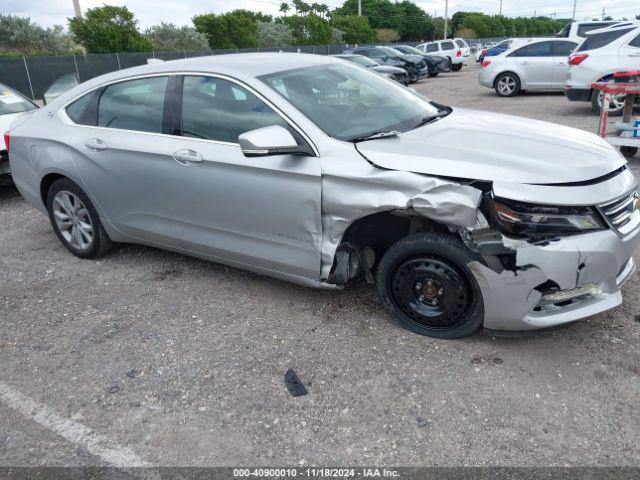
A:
565,23,640,115
416,40,464,71
479,39,578,96
557,20,620,41
454,38,471,59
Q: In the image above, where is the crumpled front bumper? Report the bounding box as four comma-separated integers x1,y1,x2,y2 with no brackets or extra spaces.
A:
470,226,640,331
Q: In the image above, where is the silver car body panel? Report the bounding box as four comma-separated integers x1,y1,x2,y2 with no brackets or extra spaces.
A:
8,53,640,331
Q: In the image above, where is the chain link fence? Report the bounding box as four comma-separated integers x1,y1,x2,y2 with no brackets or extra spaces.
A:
1,38,514,101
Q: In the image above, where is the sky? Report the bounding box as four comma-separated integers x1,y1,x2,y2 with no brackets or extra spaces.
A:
1,0,638,30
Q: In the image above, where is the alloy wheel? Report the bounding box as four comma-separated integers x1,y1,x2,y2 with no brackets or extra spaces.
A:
598,91,626,112
52,191,94,251
497,75,516,96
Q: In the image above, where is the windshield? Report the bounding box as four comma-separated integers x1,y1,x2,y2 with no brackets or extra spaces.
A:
0,84,37,116
259,63,440,142
398,45,423,55
346,55,378,67
380,46,403,57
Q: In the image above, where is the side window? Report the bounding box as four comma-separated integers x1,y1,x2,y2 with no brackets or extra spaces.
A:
98,76,168,133
65,92,94,125
426,44,439,52
515,42,554,57
630,34,640,48
369,49,386,59
554,41,578,56
181,76,287,144
441,41,455,50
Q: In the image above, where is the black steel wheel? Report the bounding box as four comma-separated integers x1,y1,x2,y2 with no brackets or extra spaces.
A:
377,233,484,339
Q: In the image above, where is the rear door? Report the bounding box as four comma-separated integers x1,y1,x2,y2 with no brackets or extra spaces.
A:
512,41,555,88
68,75,187,246
551,40,578,86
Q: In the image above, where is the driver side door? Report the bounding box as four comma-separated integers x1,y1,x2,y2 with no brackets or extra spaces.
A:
164,75,323,281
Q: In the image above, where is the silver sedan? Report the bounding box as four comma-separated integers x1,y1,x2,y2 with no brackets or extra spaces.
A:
7,53,640,338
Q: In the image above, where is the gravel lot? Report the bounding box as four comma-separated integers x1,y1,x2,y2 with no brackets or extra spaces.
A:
1,62,639,468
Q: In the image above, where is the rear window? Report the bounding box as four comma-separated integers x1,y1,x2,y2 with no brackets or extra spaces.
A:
441,41,455,50
577,22,618,38
455,40,465,48
0,86,36,116
577,28,633,52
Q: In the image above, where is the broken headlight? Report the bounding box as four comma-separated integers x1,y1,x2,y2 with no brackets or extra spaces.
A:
487,197,606,238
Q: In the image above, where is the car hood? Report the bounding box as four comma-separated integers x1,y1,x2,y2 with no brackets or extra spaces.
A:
394,54,423,64
355,108,626,184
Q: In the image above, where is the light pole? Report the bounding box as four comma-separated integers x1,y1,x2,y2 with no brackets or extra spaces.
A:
72,0,82,17
358,0,362,16
499,0,503,16
572,0,577,20
443,0,448,39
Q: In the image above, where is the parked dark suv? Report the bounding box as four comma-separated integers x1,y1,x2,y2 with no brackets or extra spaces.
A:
393,45,451,77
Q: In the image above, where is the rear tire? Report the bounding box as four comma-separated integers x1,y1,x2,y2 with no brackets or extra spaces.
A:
621,146,638,158
376,233,484,339
591,89,625,117
46,178,114,259
451,63,462,71
494,72,521,97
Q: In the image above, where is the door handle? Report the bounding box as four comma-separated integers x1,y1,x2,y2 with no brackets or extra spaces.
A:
173,149,203,165
520,61,529,65
85,138,107,151
556,62,566,66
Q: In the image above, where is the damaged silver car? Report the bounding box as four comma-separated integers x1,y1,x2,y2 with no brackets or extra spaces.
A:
6,54,640,338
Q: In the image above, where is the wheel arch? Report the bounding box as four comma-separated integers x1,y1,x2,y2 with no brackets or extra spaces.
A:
493,70,523,89
40,172,68,205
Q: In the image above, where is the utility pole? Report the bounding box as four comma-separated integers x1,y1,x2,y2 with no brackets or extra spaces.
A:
572,0,577,20
72,0,82,17
499,0,503,16
358,0,362,16
443,0,449,39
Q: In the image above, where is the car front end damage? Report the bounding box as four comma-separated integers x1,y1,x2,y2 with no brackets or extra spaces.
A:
320,144,640,332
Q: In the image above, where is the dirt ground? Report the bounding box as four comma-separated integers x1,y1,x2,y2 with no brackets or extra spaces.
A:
1,62,639,468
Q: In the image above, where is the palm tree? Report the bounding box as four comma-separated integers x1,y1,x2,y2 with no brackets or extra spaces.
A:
279,2,290,16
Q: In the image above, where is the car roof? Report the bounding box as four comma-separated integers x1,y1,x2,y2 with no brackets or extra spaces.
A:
586,21,640,36
46,53,342,107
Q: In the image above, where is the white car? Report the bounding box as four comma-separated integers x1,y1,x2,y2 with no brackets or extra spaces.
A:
0,83,38,179
479,38,578,96
565,23,640,115
557,20,621,42
454,38,471,59
416,40,464,71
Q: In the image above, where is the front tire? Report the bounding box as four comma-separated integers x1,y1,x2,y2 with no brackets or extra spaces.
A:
494,72,521,97
376,233,484,339
46,178,114,259
428,72,439,78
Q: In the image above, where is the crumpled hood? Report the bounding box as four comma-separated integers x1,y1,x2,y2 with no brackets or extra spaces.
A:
356,108,626,184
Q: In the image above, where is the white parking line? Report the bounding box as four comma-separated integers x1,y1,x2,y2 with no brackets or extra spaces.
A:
0,381,150,467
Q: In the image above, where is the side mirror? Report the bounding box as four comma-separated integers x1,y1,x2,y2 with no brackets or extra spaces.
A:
239,125,310,157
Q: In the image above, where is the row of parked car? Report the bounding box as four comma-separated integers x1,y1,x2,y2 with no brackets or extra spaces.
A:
332,39,472,85
476,21,640,117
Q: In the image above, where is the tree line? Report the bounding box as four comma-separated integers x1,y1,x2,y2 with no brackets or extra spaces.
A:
2,1,639,57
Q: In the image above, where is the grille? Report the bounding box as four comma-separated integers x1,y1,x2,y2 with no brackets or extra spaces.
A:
599,190,640,235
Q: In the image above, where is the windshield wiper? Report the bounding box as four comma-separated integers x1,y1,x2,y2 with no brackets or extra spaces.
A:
349,130,401,143
410,109,451,130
